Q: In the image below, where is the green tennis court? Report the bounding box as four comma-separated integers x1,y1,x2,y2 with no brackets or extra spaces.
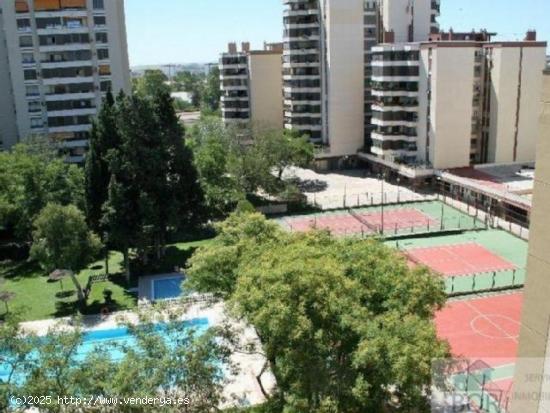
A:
391,230,528,295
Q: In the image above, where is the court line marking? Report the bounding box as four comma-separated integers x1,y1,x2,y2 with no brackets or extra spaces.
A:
464,301,519,343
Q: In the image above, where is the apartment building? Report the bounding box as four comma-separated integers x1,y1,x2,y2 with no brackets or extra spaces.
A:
361,31,546,175
219,42,284,128
0,0,131,161
510,68,550,413
282,0,439,166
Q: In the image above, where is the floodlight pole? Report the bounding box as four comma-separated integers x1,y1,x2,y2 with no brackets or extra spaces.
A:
379,172,385,235
437,177,445,230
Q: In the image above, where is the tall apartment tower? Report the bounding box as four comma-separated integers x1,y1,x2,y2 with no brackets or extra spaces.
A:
363,31,546,173
0,0,131,161
282,0,439,167
219,42,284,128
510,68,550,413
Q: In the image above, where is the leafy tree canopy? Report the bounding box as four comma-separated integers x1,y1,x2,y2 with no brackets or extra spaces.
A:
133,69,171,99
0,141,84,241
187,119,314,218
188,213,449,412
30,203,102,274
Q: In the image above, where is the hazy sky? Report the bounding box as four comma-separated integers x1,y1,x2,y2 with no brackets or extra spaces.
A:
125,0,550,67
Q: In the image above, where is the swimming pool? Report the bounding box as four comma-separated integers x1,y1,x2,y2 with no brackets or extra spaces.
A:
152,275,185,300
0,317,210,384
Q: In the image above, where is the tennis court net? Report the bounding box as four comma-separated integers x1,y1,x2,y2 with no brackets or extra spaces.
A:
348,209,380,233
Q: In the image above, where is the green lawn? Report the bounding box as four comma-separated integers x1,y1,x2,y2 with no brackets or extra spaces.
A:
0,238,214,322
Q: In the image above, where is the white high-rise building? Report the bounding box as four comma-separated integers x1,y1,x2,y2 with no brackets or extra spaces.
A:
0,0,131,162
282,0,439,168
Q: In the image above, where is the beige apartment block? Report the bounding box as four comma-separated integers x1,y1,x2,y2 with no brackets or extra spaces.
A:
248,49,284,128
220,42,283,128
322,0,364,158
364,33,546,176
485,43,547,164
419,44,477,169
0,0,131,161
510,69,550,413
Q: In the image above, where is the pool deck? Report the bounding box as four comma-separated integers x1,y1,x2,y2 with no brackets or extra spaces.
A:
19,299,276,409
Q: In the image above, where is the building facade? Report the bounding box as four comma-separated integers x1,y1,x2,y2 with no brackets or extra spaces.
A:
219,42,284,128
0,0,131,161
363,33,546,174
511,69,550,413
282,0,439,165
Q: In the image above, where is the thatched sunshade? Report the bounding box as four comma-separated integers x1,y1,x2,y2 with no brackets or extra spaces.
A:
0,291,16,313
49,269,74,291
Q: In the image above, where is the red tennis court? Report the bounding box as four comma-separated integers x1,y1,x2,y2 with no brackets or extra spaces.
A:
285,208,436,235
435,292,523,367
284,213,367,235
352,208,437,232
406,243,516,276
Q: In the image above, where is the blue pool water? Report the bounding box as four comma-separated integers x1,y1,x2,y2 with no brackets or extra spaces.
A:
152,275,185,300
0,317,209,384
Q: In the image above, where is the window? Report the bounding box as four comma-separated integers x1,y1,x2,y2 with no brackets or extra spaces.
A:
100,80,111,92
98,64,110,76
93,0,104,9
26,85,40,96
24,69,37,80
97,48,109,60
93,16,106,26
21,52,35,64
19,35,33,48
95,32,108,43
28,101,42,113
30,117,43,128
16,18,31,31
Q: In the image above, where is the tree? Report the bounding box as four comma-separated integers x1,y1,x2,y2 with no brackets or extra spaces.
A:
174,70,205,107
8,307,232,413
0,315,35,412
134,69,171,99
151,90,205,246
187,119,315,217
188,213,449,412
187,117,244,217
30,204,102,301
256,129,314,180
0,142,85,241
101,91,206,278
85,91,120,233
201,66,221,114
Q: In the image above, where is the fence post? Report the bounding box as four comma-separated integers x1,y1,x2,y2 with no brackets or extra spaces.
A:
357,194,360,207
492,272,496,289
451,276,455,294
394,223,398,235
512,270,516,286
472,274,476,291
